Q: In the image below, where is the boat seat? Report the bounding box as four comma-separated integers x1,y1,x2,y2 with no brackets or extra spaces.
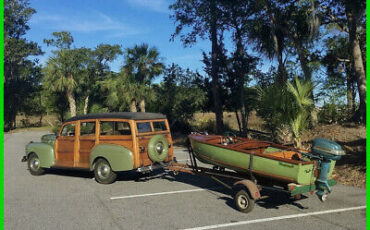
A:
264,147,281,154
265,149,301,160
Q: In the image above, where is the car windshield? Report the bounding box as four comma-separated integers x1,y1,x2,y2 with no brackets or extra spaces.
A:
61,124,75,136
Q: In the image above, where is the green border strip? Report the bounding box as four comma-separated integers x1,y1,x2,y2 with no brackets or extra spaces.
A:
0,0,4,228
367,0,369,228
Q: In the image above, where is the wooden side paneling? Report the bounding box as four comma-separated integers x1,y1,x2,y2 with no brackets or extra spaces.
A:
78,137,95,168
77,120,97,168
54,118,174,170
99,136,133,150
56,137,75,164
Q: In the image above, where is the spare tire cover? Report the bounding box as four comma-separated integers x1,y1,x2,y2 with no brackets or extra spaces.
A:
147,134,169,162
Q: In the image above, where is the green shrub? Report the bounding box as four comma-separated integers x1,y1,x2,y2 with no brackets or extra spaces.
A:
256,78,313,147
318,101,347,124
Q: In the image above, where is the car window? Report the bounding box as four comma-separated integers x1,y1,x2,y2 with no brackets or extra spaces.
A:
100,121,131,136
115,122,131,135
100,121,114,135
153,121,167,131
80,122,95,136
61,124,76,136
137,122,152,133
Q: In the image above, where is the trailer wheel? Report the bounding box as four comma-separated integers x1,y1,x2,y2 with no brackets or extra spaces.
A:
234,189,254,213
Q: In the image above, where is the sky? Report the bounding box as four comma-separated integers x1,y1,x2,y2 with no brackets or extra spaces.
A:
25,0,227,79
22,0,353,107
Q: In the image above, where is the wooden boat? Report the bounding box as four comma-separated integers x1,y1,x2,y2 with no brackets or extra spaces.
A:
188,134,343,185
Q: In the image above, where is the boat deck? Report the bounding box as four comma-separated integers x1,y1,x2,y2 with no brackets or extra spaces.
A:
189,134,307,163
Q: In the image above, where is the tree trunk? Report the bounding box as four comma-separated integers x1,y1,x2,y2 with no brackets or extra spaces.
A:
275,40,287,85
130,99,137,112
351,82,356,113
265,5,287,85
294,39,312,82
346,6,366,123
66,90,76,117
270,13,287,85
60,111,65,122
210,0,224,134
345,65,353,116
234,109,241,133
38,93,43,126
232,25,249,136
139,99,145,112
83,95,89,115
39,114,43,127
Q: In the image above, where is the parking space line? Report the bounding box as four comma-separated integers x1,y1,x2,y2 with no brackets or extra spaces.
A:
182,206,366,230
176,159,189,162
110,188,219,200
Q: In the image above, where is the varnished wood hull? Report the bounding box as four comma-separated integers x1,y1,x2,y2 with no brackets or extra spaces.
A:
189,134,335,185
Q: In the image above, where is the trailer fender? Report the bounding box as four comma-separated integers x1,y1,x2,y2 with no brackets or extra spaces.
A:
233,180,261,200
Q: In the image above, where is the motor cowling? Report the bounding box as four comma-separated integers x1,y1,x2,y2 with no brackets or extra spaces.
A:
311,138,345,201
311,138,345,161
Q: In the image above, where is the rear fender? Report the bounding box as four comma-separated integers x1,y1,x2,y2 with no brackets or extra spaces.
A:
233,180,261,200
89,144,134,172
25,142,55,168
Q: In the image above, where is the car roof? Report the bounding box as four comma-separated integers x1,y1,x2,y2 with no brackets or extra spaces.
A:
64,112,167,123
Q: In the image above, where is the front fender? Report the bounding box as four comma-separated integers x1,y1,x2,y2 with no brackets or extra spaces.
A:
89,144,134,172
25,142,55,168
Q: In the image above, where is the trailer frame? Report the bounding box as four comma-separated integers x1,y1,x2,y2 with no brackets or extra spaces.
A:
166,145,337,213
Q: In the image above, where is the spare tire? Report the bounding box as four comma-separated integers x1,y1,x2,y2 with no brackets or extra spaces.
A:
147,134,169,162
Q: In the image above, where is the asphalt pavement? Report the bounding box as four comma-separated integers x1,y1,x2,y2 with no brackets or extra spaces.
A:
5,131,366,230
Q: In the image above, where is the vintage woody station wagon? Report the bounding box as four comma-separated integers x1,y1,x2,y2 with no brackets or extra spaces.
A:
23,112,174,184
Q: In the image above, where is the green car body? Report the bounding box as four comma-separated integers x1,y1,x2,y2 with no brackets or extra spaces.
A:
25,139,134,171
23,112,174,184
89,144,133,171
26,141,55,168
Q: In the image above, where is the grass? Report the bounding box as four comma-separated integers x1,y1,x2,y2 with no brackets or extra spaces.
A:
192,111,266,132
7,126,53,133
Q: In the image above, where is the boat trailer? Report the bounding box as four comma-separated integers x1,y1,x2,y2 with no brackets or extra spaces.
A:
166,145,337,213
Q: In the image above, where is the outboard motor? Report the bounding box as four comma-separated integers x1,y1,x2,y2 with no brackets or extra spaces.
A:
311,138,345,201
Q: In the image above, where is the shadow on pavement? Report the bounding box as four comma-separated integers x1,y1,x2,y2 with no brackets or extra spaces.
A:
41,165,310,212
161,170,309,211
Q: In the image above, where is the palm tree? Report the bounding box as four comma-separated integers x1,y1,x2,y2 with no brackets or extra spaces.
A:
122,43,164,112
247,2,288,85
43,48,88,117
43,31,91,118
287,77,314,148
256,77,313,147
100,72,141,112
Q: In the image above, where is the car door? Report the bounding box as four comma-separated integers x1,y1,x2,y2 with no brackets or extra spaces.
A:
78,120,96,168
135,121,153,166
55,122,77,167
